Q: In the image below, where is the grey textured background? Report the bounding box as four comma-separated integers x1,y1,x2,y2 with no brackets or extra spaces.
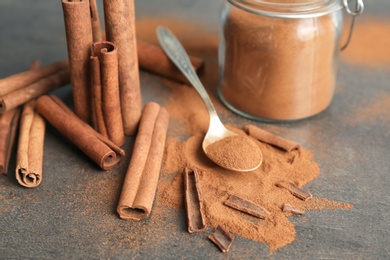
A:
1,0,389,259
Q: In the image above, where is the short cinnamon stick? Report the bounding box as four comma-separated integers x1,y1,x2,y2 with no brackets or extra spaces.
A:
224,194,270,219
91,41,124,146
137,40,204,83
0,60,68,96
244,125,300,152
0,68,70,113
104,0,141,135
89,0,103,42
276,181,313,201
16,101,45,188
62,0,93,123
36,95,125,170
208,226,234,253
282,204,305,215
117,102,169,220
184,167,206,233
0,108,21,174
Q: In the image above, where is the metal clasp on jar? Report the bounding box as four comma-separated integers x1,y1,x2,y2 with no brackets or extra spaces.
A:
341,0,364,50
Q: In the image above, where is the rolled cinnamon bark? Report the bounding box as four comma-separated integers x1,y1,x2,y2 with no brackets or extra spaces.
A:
16,101,45,188
62,0,93,123
36,95,125,170
0,108,21,174
104,0,141,135
137,40,205,83
91,41,124,146
0,60,68,96
243,125,300,152
0,68,70,113
89,0,103,42
117,102,169,220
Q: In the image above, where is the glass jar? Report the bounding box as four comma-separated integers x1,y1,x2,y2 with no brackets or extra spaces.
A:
218,0,361,122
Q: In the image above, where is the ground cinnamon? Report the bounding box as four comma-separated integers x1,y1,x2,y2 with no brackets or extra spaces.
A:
90,41,124,146
117,102,169,220
62,0,93,123
36,95,125,170
16,100,45,188
219,4,338,120
104,0,141,135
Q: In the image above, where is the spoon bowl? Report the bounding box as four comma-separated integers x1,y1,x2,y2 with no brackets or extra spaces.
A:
157,26,262,172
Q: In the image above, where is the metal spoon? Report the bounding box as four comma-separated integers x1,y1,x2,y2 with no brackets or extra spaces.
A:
156,26,262,172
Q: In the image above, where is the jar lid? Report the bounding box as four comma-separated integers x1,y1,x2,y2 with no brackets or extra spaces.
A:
228,0,343,18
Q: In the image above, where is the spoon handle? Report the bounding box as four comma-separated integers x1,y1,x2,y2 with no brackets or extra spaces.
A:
156,26,218,119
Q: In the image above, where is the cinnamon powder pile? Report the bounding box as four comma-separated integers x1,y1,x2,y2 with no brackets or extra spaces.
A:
136,17,352,252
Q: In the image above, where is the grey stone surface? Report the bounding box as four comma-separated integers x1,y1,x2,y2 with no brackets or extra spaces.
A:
1,0,389,259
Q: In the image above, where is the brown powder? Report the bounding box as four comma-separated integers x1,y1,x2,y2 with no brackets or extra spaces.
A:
205,135,261,171
219,3,339,120
135,17,352,252
340,17,390,68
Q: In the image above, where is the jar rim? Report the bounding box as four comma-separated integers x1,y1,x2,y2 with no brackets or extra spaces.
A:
227,0,343,18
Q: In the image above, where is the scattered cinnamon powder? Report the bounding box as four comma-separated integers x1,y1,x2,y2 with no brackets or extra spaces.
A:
340,18,390,68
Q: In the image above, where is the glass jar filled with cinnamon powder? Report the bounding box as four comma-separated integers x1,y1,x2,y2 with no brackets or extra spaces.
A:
218,0,363,121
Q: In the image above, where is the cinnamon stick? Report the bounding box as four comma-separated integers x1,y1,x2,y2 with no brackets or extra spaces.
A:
0,68,70,113
35,95,125,170
89,0,103,42
117,102,169,220
16,101,45,188
137,40,204,83
208,226,234,253
276,181,313,201
184,167,206,233
244,125,300,152
91,41,124,146
282,204,304,215
62,0,93,123
104,0,141,135
0,60,68,96
0,108,21,174
224,194,270,219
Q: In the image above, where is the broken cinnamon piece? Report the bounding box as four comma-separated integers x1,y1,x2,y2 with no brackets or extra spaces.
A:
276,181,313,201
0,108,21,174
243,125,300,152
89,0,103,42
35,95,124,170
104,0,141,135
208,226,234,253
0,68,70,113
90,41,124,146
224,194,270,219
0,60,68,96
117,102,169,220
16,101,45,188
282,204,304,215
184,167,206,233
62,0,93,123
137,40,204,84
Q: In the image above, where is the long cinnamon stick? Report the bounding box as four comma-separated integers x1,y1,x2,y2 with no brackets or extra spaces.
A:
244,125,300,152
62,0,93,123
104,0,141,135
89,0,103,42
0,68,70,113
184,167,206,233
0,108,21,174
91,41,124,146
36,95,125,170
16,101,45,188
0,60,68,96
137,40,204,83
117,102,169,220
